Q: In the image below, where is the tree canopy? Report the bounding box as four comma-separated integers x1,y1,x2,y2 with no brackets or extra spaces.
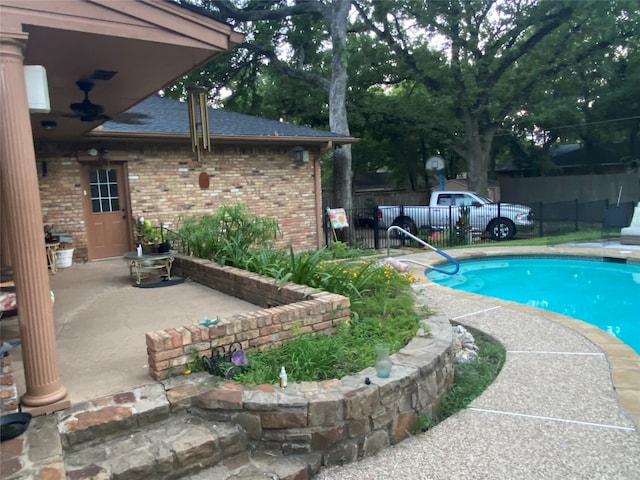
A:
171,0,639,199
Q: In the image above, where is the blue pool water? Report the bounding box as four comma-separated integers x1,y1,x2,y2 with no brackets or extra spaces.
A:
427,256,640,354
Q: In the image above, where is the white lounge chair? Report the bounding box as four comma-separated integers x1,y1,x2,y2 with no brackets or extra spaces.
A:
620,202,640,245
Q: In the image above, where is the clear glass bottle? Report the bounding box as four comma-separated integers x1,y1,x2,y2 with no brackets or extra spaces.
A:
279,366,288,388
375,343,392,378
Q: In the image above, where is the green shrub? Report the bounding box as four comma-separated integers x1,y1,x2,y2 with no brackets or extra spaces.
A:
175,204,280,263
176,208,422,384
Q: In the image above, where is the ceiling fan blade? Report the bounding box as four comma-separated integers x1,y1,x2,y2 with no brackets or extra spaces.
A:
107,112,149,125
79,113,110,123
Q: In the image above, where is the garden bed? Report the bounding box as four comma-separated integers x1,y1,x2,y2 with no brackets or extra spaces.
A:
145,255,351,380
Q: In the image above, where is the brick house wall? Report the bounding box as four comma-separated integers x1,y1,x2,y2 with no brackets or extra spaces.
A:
36,141,322,261
38,153,86,255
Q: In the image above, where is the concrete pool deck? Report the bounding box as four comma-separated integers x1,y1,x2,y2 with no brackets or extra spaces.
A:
318,242,640,479
2,243,639,478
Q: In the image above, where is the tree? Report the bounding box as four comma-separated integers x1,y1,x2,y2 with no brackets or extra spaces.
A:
175,0,355,212
354,0,634,195
508,2,640,173
348,80,457,190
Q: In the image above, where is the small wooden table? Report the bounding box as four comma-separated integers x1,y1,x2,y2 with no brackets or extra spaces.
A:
45,242,60,274
123,252,174,285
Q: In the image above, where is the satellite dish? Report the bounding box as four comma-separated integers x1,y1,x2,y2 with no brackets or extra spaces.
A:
426,156,445,171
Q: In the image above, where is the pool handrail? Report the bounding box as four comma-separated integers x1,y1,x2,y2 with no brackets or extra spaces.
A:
386,226,460,275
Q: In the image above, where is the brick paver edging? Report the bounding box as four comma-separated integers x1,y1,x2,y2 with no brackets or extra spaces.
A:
145,255,351,380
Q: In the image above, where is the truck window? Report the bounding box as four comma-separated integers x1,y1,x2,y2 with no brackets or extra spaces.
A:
452,194,473,206
437,194,452,206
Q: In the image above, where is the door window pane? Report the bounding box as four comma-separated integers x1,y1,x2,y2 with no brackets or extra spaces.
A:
89,168,119,213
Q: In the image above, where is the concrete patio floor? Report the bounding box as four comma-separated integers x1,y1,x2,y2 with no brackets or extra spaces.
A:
1,257,261,404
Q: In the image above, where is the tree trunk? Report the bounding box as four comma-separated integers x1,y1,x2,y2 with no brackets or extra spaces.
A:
453,111,497,196
328,0,353,213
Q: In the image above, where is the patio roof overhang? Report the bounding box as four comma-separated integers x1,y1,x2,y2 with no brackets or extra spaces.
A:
1,0,243,141
0,0,243,414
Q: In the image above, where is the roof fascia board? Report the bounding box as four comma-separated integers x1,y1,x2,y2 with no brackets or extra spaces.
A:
0,0,241,50
85,131,358,146
143,0,244,47
96,0,244,49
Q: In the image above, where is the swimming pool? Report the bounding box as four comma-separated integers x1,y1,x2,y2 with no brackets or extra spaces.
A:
427,256,640,354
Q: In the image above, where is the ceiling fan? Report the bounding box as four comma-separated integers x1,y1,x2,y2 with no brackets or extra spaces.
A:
50,80,148,125
69,80,109,122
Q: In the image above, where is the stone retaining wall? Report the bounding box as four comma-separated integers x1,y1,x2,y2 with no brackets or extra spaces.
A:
145,256,351,380
144,256,454,465
164,315,455,465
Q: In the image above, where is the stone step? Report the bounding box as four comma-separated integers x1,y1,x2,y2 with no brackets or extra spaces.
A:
57,383,172,449
181,451,323,480
63,415,247,480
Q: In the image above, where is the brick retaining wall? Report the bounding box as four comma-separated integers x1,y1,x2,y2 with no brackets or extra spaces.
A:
145,255,351,380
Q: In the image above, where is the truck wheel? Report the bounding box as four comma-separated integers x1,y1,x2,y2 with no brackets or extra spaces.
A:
488,218,516,241
392,217,417,238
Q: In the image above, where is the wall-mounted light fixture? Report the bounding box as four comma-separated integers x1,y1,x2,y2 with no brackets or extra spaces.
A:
87,147,110,159
292,146,309,163
25,65,51,113
41,120,57,131
87,147,111,169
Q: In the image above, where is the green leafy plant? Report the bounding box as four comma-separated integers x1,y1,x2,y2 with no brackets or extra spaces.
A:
413,413,433,434
176,216,422,384
232,264,421,385
141,220,162,244
175,204,280,263
185,348,205,373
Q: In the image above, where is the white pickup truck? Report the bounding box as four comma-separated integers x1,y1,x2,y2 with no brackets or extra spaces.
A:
378,191,534,241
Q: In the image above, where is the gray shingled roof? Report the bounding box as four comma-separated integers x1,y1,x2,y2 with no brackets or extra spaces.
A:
102,95,353,142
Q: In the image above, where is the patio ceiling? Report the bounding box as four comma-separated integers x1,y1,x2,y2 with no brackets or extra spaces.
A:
1,0,242,141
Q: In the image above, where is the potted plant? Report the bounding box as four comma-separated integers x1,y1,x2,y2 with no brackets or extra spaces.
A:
140,219,172,254
157,223,172,253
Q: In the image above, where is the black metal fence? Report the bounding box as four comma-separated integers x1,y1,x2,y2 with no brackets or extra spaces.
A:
324,199,636,250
